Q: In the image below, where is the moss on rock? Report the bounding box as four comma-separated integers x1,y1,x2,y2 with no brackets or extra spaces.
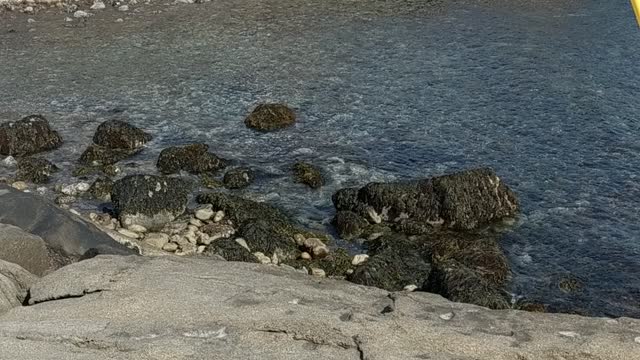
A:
157,143,227,175
244,103,296,132
292,162,324,189
16,157,58,184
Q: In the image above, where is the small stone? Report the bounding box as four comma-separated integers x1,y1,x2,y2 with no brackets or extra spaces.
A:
55,195,76,205
195,206,214,221
162,242,179,252
302,238,329,258
439,312,455,321
310,268,326,277
558,331,579,338
185,232,198,245
64,17,73,22
176,242,196,256
127,224,148,233
196,232,210,245
235,238,250,251
403,284,418,292
118,228,141,239
145,232,169,248
271,252,279,265
213,210,225,222
293,233,305,246
118,4,129,11
635,336,640,344
73,10,90,18
69,209,81,216
367,207,382,224
187,224,199,232
300,252,312,260
197,245,206,254
61,182,90,196
312,245,329,258
90,0,106,9
11,181,28,190
189,218,204,227
346,269,354,275
27,18,36,23
352,254,369,266
115,18,124,22
1,156,17,168
254,252,271,264
36,186,47,195
24,6,34,13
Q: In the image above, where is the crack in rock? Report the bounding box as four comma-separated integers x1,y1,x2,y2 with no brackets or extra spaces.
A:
28,289,106,305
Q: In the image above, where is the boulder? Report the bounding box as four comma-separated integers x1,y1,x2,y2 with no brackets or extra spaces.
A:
88,177,114,201
15,157,59,184
292,161,324,189
1,255,636,360
78,143,141,166
244,103,296,132
111,175,190,231
0,185,136,259
204,237,258,263
156,143,227,175
223,167,252,189
92,119,151,150
0,115,63,156
332,210,370,240
0,223,51,276
0,259,38,315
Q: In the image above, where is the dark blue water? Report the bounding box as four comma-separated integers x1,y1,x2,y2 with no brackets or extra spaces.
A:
1,0,639,317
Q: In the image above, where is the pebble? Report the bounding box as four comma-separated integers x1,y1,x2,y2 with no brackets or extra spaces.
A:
367,207,382,224
271,252,279,265
36,187,47,195
145,233,169,248
310,268,326,277
185,232,198,245
403,284,418,292
73,10,91,18
352,254,369,266
235,238,250,252
439,312,455,321
189,218,204,227
635,336,640,344
24,6,33,13
69,209,81,216
127,224,148,233
115,18,124,22
61,182,90,196
301,238,329,258
55,195,76,205
293,233,305,246
254,252,271,264
196,232,210,245
1,156,17,168
27,18,35,23
187,224,199,233
197,245,206,254
118,228,141,239
195,206,215,221
300,252,312,260
162,242,179,252
213,210,225,222
90,1,106,10
65,17,73,22
558,331,580,338
11,181,28,191
118,5,129,11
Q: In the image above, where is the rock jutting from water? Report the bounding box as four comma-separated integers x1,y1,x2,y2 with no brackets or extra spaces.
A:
78,120,151,167
292,161,324,189
15,157,59,184
223,167,253,189
156,143,227,175
244,103,296,132
0,115,63,156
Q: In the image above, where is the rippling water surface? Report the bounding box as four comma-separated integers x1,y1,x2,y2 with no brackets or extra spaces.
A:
1,0,639,317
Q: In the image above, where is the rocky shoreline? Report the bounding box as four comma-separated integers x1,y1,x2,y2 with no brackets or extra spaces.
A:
0,108,542,313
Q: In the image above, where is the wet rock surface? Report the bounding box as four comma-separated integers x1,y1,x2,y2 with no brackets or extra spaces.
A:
0,115,63,156
244,103,296,132
223,167,252,189
111,174,190,231
292,161,324,189
15,157,58,184
1,255,638,360
156,143,227,175
78,120,151,166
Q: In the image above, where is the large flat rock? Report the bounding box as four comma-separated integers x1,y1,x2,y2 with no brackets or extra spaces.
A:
0,255,638,359
0,185,136,258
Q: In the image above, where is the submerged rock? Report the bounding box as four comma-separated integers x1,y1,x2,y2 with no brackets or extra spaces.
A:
0,115,63,156
92,119,151,150
16,157,59,184
111,175,190,231
244,103,296,132
88,177,114,201
156,143,226,175
223,167,252,189
332,211,370,240
78,143,141,166
292,162,324,189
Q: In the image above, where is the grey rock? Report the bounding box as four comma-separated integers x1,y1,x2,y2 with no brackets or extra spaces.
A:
0,223,50,276
156,143,226,175
244,103,296,132
0,255,638,360
0,259,37,315
0,115,63,156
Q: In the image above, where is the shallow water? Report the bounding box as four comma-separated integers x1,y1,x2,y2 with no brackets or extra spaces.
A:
1,0,639,317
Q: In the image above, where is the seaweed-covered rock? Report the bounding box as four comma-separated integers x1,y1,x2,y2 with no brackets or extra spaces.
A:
292,162,324,189
111,175,189,231
244,103,296,132
282,248,353,277
196,192,324,260
157,143,226,175
0,115,63,156
15,157,58,184
72,164,119,178
79,144,140,166
203,237,258,263
332,211,370,240
426,260,511,310
88,177,114,201
200,173,224,189
347,234,432,291
93,120,151,150
223,168,252,189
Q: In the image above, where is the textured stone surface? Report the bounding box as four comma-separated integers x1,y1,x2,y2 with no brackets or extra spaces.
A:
0,259,37,315
0,223,50,276
0,115,63,156
0,255,638,360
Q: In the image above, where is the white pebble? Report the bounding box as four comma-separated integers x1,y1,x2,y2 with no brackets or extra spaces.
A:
1,156,17,168
403,284,418,292
73,10,91,18
162,242,179,252
635,336,640,344
300,252,312,260
213,210,225,222
27,18,36,23
195,207,215,221
11,181,28,191
310,268,326,277
197,245,206,254
367,207,382,224
235,238,250,252
352,254,369,266
69,209,81,216
127,224,148,233
36,187,47,195
558,331,579,338
90,0,106,10
439,312,455,321
115,18,124,22
64,17,73,22
118,5,129,11
253,252,271,264
118,228,141,239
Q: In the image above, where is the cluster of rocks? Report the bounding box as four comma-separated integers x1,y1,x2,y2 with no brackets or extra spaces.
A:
0,109,534,311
